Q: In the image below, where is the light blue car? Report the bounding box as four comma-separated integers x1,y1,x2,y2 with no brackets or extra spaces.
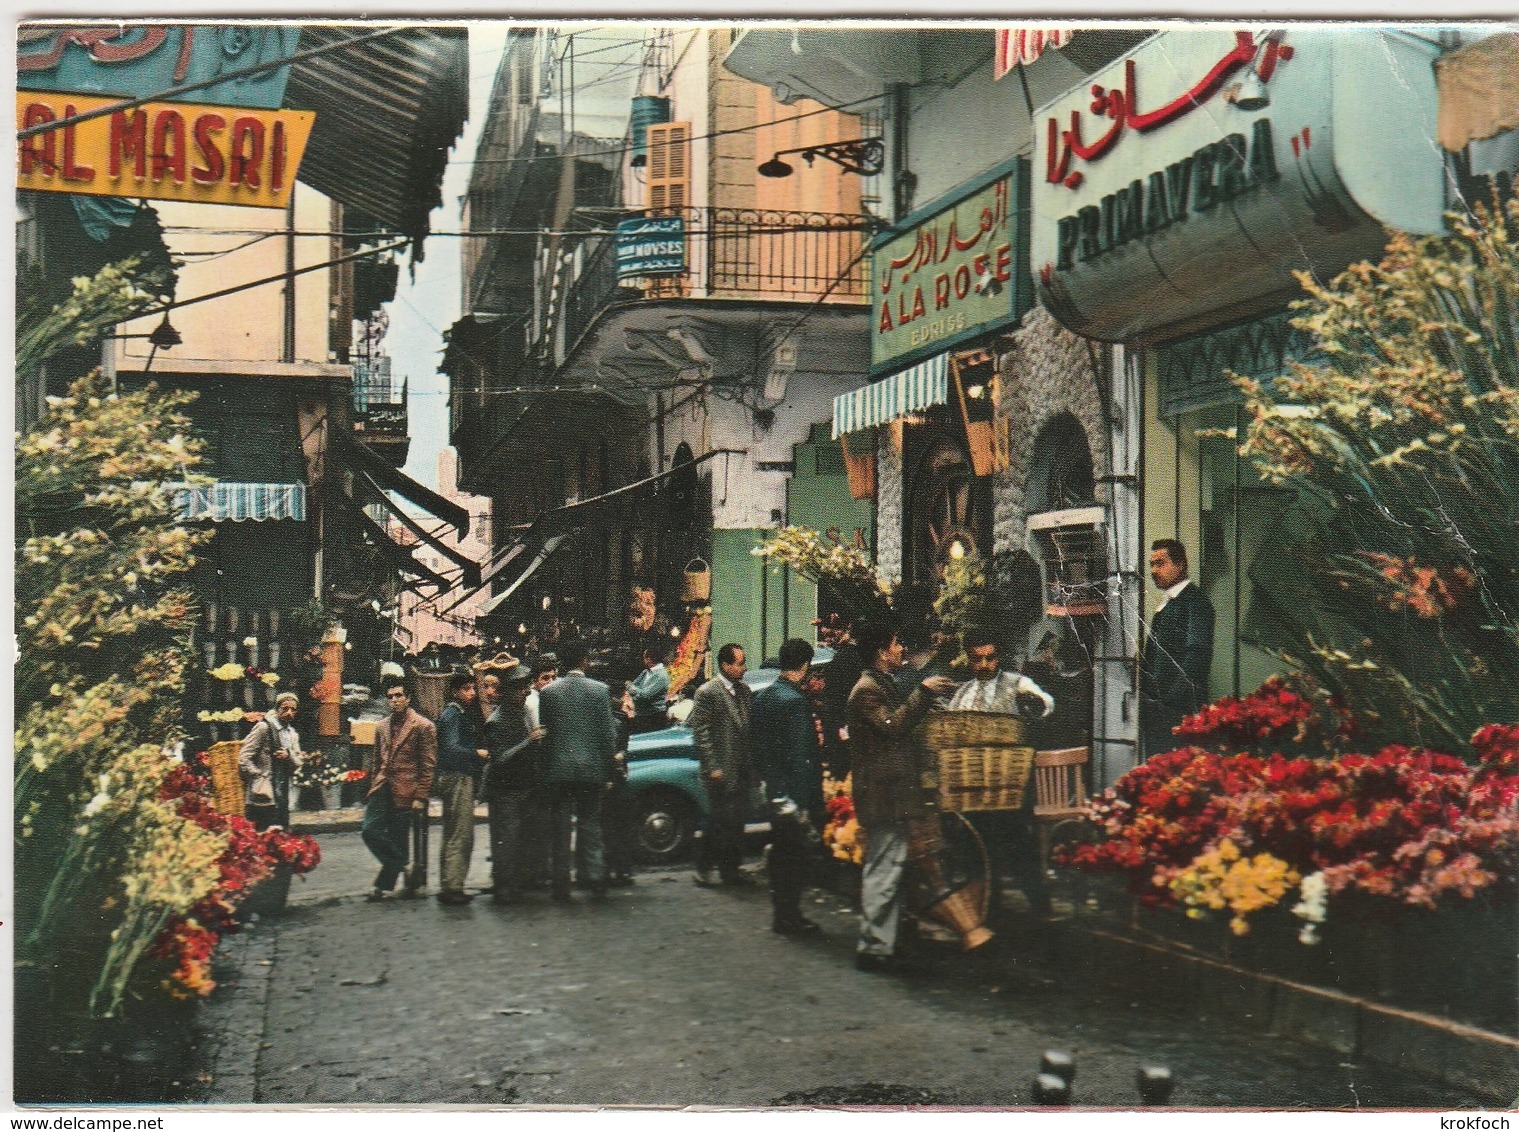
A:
624,647,833,862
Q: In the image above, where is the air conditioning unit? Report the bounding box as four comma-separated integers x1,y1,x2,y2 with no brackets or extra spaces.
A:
1026,507,1108,618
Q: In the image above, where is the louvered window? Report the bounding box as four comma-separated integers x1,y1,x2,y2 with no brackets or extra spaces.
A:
646,121,690,214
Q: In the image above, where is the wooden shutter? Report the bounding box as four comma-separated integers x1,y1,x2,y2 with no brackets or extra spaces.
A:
645,121,690,296
646,121,690,214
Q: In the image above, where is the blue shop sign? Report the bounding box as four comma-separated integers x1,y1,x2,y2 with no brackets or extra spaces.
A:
18,25,300,110
616,215,687,279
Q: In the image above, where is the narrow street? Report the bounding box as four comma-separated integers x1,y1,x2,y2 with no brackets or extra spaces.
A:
188,827,1485,1109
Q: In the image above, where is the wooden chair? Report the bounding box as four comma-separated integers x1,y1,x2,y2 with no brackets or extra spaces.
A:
1032,746,1092,871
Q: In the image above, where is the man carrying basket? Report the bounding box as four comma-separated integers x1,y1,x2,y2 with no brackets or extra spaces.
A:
945,628,1055,919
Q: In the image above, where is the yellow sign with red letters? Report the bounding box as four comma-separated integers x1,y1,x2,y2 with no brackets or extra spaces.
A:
17,90,315,209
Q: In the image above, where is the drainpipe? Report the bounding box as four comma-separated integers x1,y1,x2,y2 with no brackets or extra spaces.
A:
282,193,297,363
890,83,916,220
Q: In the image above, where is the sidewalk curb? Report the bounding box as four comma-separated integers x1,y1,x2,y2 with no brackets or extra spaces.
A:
293,804,483,835
1068,923,1519,1104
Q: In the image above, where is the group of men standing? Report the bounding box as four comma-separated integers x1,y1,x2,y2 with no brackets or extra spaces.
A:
359,640,632,905
337,533,1213,979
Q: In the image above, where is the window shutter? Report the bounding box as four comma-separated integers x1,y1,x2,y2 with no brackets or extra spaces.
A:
646,121,690,214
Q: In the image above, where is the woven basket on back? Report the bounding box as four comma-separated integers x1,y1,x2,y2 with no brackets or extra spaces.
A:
923,711,1035,813
208,740,244,816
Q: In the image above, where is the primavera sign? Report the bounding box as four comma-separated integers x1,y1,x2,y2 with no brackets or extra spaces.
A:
870,160,1029,376
17,91,315,209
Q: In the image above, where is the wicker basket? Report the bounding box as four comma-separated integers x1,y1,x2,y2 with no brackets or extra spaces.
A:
936,745,1036,812
207,740,245,816
924,711,1034,813
922,710,1027,749
681,558,711,603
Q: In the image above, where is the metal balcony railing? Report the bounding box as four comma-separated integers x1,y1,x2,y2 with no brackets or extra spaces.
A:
559,206,872,359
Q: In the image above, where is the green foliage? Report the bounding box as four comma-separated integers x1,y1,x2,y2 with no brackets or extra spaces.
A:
1237,197,1519,756
14,263,223,1019
16,257,168,387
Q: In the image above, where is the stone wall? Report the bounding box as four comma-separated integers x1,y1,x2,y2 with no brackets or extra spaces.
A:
875,432,904,585
993,304,1111,553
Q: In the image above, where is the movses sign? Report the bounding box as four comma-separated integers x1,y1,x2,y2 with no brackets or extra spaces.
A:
1031,28,1444,343
17,91,315,209
616,215,686,278
870,159,1030,376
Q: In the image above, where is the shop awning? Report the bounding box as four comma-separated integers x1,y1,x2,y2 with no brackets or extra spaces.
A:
354,471,481,590
283,26,468,258
349,501,452,592
1435,32,1519,152
331,428,469,536
832,353,949,438
993,28,1074,79
478,533,575,618
173,482,306,522
439,449,740,617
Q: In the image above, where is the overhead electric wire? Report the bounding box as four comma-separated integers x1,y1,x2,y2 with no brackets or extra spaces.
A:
445,91,883,168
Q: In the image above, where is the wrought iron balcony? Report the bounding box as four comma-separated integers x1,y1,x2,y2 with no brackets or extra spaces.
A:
559,206,872,360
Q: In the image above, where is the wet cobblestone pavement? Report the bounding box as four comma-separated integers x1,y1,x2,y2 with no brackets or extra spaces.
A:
188,827,1494,1109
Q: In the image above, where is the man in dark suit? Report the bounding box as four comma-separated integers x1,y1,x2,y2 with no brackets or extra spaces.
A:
1140,538,1216,758
537,638,619,900
689,642,755,887
363,681,438,901
752,638,824,936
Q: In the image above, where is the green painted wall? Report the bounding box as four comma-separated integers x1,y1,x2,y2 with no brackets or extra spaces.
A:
709,426,877,669
786,422,875,645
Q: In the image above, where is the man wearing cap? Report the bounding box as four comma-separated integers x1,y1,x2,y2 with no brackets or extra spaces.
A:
239,691,306,831
480,665,546,904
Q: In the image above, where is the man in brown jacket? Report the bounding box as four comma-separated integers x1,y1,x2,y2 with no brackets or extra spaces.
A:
363,680,438,901
847,619,956,973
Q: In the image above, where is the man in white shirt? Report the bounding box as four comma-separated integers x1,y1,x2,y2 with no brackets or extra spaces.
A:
947,628,1055,719
1140,538,1216,757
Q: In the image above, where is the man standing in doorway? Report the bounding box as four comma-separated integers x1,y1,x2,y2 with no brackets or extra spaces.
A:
690,643,755,887
363,681,437,902
1140,538,1216,758
848,620,957,973
753,637,826,935
434,672,488,904
537,639,618,900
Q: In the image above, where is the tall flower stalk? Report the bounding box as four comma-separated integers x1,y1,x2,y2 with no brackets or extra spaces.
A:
1237,197,1519,756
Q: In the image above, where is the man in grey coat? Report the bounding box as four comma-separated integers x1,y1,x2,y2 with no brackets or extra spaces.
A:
537,638,618,900
689,642,755,887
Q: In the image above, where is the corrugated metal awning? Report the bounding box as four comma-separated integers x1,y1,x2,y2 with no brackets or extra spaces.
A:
283,26,468,257
832,353,949,438
173,482,306,522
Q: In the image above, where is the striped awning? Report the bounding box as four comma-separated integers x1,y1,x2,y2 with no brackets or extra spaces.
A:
994,28,1074,80
173,483,306,523
832,354,949,438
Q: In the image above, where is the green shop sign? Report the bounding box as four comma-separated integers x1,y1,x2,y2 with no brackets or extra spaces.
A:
870,158,1030,375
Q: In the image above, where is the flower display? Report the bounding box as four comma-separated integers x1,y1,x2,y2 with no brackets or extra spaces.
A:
208,662,246,682
821,772,864,866
293,755,363,790
197,707,248,723
1061,679,1519,940
1167,840,1301,936
753,527,892,621
148,758,322,998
